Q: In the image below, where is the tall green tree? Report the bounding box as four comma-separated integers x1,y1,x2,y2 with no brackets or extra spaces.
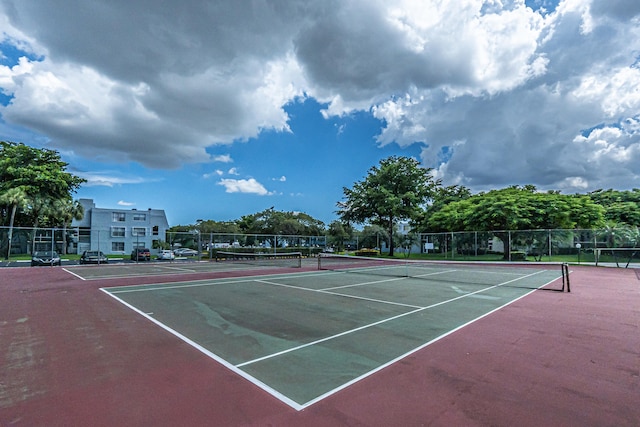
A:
327,220,352,252
358,224,388,250
193,220,240,234
0,186,28,259
50,199,85,254
413,184,471,232
237,207,325,236
0,141,86,228
588,189,640,226
428,186,605,258
337,156,438,256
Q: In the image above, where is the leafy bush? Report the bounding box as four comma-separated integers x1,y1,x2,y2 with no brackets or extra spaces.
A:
355,248,379,256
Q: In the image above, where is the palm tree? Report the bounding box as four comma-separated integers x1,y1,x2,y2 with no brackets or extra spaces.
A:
0,186,28,260
51,199,85,255
597,221,631,248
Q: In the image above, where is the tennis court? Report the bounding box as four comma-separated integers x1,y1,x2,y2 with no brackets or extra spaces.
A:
100,258,566,409
2,258,638,426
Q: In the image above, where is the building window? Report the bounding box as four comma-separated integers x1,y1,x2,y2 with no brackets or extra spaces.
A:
111,226,126,237
112,212,125,222
132,242,146,249
152,225,159,236
133,213,146,221
132,227,147,237
112,242,125,252
78,227,91,244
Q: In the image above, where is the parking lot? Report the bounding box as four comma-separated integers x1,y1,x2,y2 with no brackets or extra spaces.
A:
0,255,204,268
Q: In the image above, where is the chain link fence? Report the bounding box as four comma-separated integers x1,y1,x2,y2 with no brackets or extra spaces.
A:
0,226,328,260
1,225,638,265
415,228,640,264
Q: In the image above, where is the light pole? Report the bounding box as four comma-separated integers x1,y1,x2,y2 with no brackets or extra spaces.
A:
575,243,582,264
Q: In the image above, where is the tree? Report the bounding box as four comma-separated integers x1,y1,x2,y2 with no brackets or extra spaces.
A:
327,220,352,252
588,189,640,226
237,207,325,236
0,186,28,259
358,224,388,250
51,199,85,255
337,156,438,256
428,186,605,258
597,221,631,248
0,141,86,228
413,184,471,232
193,220,240,234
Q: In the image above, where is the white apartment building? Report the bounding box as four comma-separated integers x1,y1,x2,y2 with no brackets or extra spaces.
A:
71,199,170,255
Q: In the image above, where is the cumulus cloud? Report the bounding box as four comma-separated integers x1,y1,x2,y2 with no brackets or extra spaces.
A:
0,0,639,193
218,178,273,196
0,0,311,168
74,170,150,187
212,154,233,163
202,170,224,179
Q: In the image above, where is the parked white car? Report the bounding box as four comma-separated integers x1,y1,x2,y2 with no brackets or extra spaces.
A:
157,250,175,260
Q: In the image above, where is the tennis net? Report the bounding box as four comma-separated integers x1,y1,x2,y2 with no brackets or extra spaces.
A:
215,251,302,268
318,254,570,292
594,248,640,268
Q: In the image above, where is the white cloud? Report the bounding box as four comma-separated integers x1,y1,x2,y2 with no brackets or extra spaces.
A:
228,167,239,175
273,176,286,182
218,178,273,196
75,171,149,187
202,170,225,179
0,1,310,168
118,200,135,207
0,0,639,193
212,154,233,163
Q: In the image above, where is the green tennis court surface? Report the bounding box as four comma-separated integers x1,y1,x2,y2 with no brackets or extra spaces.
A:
101,264,564,409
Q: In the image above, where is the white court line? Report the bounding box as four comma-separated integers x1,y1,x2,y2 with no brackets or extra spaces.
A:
104,270,329,294
255,279,424,309
102,268,557,410
302,273,560,408
62,267,86,280
237,269,547,368
158,265,198,273
100,288,303,411
321,269,458,291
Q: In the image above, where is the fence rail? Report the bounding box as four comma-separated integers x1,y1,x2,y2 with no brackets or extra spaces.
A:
1,226,639,265
0,226,327,259
415,228,640,263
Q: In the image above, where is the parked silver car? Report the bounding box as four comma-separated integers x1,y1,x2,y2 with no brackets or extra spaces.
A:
173,248,199,257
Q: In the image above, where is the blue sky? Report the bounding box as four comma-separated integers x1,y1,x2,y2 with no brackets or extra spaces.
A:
75,99,413,225
1,0,639,226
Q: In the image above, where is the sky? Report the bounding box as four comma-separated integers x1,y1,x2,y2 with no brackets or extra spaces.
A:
0,0,639,226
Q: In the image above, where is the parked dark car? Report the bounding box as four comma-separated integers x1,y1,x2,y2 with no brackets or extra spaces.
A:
31,251,61,266
80,250,108,264
131,248,151,261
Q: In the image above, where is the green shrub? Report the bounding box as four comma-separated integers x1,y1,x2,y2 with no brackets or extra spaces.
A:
355,248,379,257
